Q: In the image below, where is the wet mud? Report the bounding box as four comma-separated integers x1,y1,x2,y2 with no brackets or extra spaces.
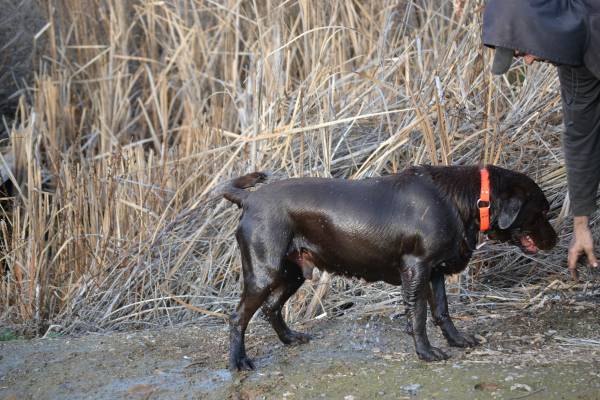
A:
1,304,599,399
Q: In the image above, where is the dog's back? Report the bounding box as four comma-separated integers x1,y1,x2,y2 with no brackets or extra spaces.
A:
223,171,469,281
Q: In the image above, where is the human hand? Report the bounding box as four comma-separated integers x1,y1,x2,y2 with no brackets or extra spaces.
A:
567,216,598,281
514,51,545,65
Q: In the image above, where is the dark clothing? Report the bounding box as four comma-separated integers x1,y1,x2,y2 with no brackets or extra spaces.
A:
483,0,600,79
558,65,600,216
586,13,600,79
482,0,600,216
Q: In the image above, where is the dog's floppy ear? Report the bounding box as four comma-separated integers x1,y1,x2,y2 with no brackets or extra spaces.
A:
498,197,522,230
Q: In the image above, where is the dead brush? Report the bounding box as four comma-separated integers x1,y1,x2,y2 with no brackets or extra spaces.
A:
0,0,593,335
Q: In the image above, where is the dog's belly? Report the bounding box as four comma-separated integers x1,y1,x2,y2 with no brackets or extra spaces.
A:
288,234,413,285
320,257,404,285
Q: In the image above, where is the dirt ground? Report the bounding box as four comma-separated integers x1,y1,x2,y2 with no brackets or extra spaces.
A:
1,300,600,400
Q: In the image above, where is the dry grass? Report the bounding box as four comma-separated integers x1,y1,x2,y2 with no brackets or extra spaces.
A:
0,0,595,334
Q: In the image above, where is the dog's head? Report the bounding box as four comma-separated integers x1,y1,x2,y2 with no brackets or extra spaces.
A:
486,167,557,254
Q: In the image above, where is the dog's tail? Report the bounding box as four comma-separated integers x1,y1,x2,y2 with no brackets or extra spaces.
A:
213,172,269,207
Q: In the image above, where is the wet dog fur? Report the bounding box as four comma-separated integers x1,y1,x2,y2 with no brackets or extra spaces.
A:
217,165,558,370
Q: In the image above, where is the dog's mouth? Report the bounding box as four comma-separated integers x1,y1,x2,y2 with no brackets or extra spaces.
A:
517,233,539,254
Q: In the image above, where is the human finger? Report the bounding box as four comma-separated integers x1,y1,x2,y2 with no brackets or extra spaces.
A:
585,248,598,268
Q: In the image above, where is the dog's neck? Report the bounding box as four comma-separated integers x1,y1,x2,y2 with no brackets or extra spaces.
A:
421,165,495,234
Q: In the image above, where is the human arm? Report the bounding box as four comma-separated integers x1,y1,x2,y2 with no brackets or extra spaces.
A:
558,65,600,280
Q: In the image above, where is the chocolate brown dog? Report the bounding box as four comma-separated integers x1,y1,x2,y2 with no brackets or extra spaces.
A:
217,165,557,370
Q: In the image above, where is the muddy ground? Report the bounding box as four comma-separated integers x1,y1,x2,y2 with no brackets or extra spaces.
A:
1,299,600,399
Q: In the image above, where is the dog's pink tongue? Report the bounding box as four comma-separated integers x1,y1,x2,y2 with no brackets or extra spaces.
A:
520,235,539,253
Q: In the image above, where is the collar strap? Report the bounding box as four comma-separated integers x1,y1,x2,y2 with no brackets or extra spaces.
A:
478,168,491,232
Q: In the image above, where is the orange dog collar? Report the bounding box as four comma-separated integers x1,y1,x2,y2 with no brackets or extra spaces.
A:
479,168,491,232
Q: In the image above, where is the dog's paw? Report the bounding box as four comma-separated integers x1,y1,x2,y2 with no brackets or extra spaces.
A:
229,356,255,371
416,346,449,362
281,330,312,345
447,332,479,348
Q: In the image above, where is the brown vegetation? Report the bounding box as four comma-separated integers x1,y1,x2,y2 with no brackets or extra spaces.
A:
0,0,586,335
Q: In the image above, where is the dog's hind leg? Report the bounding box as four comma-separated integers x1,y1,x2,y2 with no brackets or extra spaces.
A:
229,279,270,371
427,270,479,348
229,223,289,371
401,257,449,362
228,252,271,370
262,260,311,345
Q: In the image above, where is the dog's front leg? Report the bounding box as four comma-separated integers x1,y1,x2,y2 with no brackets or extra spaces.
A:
427,269,479,348
401,258,449,362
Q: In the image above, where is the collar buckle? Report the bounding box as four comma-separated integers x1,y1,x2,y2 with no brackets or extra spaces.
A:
477,199,490,209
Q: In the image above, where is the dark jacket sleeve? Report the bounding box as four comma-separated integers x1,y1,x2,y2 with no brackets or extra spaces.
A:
584,14,600,79
557,65,600,216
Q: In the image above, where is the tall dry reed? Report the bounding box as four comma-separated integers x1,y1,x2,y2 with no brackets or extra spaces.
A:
0,0,587,334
